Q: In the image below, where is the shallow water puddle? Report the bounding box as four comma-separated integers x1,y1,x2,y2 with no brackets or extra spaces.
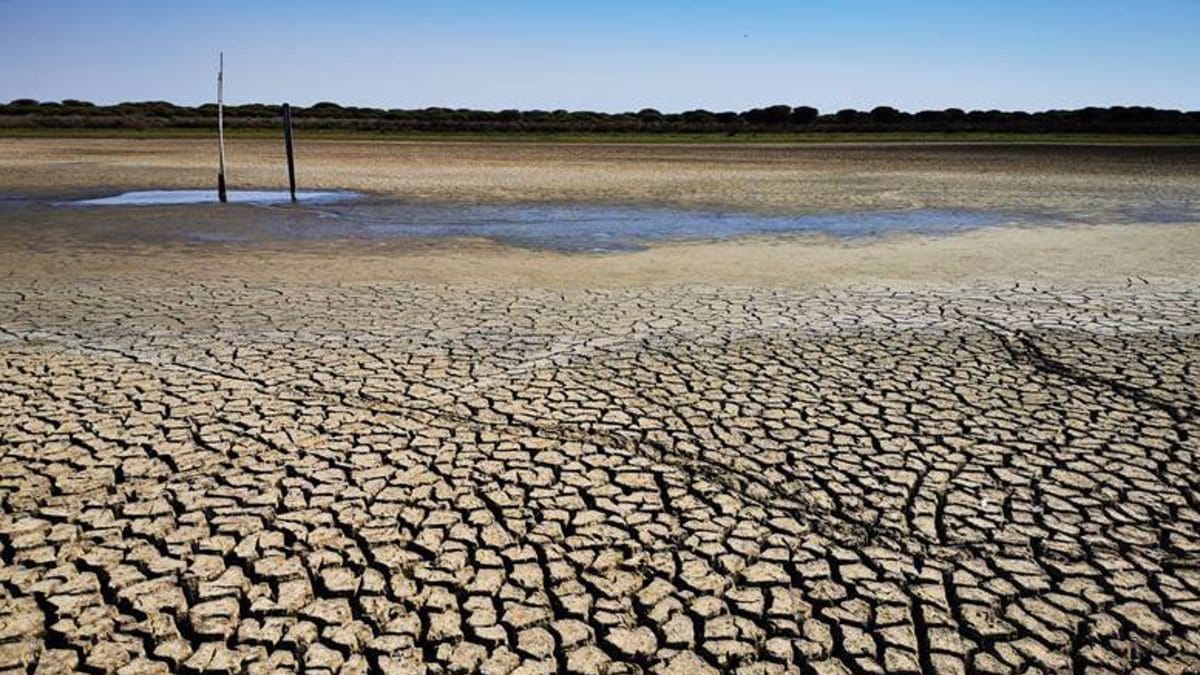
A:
71,189,360,206
313,202,1033,251
17,189,1199,252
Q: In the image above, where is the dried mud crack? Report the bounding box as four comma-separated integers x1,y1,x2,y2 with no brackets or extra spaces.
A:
1,281,1198,674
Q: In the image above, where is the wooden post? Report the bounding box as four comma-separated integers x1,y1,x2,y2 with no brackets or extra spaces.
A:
282,103,297,203
217,52,228,203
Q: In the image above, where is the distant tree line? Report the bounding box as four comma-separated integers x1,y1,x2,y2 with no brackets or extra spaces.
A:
2,99,1198,135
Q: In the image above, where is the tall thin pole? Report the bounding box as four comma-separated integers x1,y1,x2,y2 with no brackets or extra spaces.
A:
217,52,228,203
282,103,297,203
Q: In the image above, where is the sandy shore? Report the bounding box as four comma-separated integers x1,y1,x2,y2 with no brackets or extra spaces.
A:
1,222,1198,288
1,139,1198,673
4,137,1200,215
1,137,1199,286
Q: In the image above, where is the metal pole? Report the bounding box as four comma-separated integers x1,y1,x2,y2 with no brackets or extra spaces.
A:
282,103,297,203
217,52,228,203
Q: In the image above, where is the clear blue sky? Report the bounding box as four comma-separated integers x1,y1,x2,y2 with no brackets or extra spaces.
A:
2,0,1197,113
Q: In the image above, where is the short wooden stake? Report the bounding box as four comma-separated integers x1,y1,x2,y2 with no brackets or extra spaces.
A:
282,103,297,203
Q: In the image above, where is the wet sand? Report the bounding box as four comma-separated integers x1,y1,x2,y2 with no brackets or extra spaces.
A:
1,139,1199,673
4,138,1200,215
2,137,1199,285
1,221,1198,288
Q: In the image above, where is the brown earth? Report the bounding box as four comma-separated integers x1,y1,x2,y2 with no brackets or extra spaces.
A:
0,139,1198,674
3,138,1200,215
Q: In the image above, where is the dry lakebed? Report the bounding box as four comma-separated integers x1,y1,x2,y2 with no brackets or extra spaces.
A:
0,138,1198,674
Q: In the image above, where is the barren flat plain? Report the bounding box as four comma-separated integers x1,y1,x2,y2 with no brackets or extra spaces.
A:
1,139,1199,674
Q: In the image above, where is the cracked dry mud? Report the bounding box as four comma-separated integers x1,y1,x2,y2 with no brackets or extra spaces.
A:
1,279,1198,674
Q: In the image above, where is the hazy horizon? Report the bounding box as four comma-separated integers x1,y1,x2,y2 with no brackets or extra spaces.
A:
3,1,1198,114
8,99,1199,117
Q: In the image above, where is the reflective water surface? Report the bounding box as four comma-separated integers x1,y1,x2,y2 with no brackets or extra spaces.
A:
70,190,360,207
2,189,1196,252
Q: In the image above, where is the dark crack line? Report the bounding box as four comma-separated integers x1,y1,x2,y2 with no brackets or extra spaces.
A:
967,315,1196,424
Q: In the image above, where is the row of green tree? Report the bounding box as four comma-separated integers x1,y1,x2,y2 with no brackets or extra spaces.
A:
3,99,1198,135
